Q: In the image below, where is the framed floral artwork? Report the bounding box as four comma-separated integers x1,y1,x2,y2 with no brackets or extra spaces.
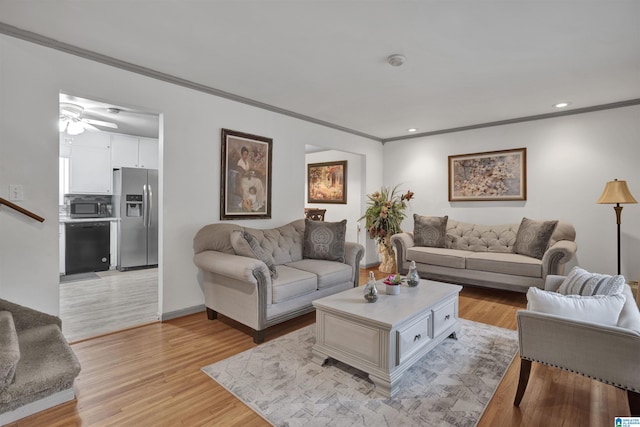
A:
307,161,347,204
220,129,272,219
448,148,526,201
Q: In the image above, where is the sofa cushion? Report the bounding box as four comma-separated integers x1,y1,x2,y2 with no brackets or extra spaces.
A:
466,252,543,278
557,266,625,296
447,220,518,253
245,220,305,264
230,230,278,279
526,287,625,326
271,266,318,304
0,311,19,391
407,247,472,269
285,259,353,290
413,214,448,248
513,217,558,259
303,219,347,262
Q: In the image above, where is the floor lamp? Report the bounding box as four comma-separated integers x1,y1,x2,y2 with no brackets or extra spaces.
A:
597,179,637,275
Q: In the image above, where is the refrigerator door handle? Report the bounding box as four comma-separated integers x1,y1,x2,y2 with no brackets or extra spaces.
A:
143,184,148,226
147,183,153,228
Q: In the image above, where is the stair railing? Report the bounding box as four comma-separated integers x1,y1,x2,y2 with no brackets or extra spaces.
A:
0,198,45,222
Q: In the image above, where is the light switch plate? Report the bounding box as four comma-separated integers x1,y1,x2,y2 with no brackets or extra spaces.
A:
9,184,24,201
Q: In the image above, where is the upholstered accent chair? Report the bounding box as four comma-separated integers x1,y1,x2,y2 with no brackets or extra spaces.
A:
514,275,640,415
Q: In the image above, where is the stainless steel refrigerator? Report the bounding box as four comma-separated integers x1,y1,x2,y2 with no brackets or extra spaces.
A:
113,168,158,270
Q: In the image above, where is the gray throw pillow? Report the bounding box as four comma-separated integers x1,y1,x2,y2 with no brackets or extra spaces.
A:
303,219,346,262
513,217,558,260
230,230,278,279
557,266,625,296
413,214,448,248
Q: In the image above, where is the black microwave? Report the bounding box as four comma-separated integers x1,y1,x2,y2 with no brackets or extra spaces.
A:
70,201,110,218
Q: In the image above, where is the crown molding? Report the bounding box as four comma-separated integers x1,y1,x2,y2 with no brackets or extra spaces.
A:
1,22,638,145
0,22,383,143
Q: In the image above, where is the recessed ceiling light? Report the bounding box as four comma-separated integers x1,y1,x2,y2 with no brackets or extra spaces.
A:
554,102,571,108
388,54,407,67
407,128,417,132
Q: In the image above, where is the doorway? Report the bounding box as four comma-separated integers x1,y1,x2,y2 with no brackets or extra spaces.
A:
58,93,161,342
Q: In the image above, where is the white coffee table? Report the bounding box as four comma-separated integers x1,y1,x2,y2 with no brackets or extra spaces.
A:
312,279,462,397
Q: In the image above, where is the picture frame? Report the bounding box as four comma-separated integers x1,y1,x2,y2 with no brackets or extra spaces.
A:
220,129,272,219
307,161,347,204
448,148,526,201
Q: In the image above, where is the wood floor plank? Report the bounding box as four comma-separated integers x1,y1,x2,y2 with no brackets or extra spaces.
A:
8,268,630,426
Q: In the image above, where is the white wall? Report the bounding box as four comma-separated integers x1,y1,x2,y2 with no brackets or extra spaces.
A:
0,35,384,315
383,105,640,279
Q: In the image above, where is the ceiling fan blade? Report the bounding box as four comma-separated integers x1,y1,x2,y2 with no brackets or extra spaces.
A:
81,122,100,132
83,118,118,129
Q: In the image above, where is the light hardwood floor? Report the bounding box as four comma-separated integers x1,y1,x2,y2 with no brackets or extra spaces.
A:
59,268,159,342
10,268,630,426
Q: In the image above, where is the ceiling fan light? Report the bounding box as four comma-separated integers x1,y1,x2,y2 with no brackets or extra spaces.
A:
59,119,69,133
66,120,85,135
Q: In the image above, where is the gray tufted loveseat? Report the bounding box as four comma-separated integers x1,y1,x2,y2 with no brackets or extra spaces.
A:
391,219,577,293
193,219,364,343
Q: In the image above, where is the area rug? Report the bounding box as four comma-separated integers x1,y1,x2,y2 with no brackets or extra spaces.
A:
202,319,518,427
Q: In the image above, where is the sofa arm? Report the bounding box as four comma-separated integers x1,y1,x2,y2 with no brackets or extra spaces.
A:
0,298,62,332
541,240,577,277
391,232,415,274
194,251,272,287
517,309,640,392
344,242,365,286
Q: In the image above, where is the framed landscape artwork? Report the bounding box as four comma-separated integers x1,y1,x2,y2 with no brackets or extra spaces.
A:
220,128,272,219
307,161,347,204
448,148,526,201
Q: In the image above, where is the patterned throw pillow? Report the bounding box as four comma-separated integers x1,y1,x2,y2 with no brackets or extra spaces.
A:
413,214,448,248
230,230,278,279
526,287,625,326
303,219,347,262
557,266,625,296
513,217,558,259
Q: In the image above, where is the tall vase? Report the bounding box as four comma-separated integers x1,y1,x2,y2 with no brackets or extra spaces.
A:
378,242,396,273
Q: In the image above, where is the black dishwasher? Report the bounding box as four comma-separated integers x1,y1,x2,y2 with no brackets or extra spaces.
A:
65,222,111,275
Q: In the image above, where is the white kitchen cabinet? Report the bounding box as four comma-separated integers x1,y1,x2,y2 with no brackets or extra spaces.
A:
111,134,158,169
110,134,139,168
138,137,159,169
67,132,112,194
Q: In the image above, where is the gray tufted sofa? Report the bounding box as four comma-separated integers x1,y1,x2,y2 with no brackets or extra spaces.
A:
193,219,364,343
391,219,577,293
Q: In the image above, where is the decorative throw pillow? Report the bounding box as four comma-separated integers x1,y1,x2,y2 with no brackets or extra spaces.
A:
303,219,346,262
526,287,625,326
557,266,625,296
230,230,278,279
513,217,558,259
413,214,448,248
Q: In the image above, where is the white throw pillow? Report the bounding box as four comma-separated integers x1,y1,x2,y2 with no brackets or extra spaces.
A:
526,287,625,326
557,266,625,296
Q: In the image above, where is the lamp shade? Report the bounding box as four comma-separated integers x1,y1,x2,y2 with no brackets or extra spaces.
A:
596,179,637,204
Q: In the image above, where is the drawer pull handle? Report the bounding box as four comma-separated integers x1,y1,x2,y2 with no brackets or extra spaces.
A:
414,334,421,342
445,314,451,321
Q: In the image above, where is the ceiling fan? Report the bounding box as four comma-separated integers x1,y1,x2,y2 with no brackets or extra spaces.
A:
59,102,118,135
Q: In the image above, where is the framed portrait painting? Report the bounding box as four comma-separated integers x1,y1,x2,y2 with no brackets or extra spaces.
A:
220,129,272,219
307,161,347,204
448,148,526,201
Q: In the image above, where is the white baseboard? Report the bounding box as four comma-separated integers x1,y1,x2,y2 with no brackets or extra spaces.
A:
0,388,75,426
160,304,205,321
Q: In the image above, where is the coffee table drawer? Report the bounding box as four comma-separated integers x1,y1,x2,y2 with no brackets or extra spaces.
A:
397,314,432,364
433,299,457,336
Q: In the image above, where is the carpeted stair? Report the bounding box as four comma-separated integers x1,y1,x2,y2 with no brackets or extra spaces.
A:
0,299,81,425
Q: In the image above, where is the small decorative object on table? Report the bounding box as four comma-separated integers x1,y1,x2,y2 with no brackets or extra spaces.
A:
406,260,420,287
384,274,404,295
364,271,379,303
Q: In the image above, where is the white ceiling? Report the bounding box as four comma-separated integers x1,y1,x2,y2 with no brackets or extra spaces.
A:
2,1,639,141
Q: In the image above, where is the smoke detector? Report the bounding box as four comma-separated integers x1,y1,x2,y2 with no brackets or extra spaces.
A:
387,54,406,67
